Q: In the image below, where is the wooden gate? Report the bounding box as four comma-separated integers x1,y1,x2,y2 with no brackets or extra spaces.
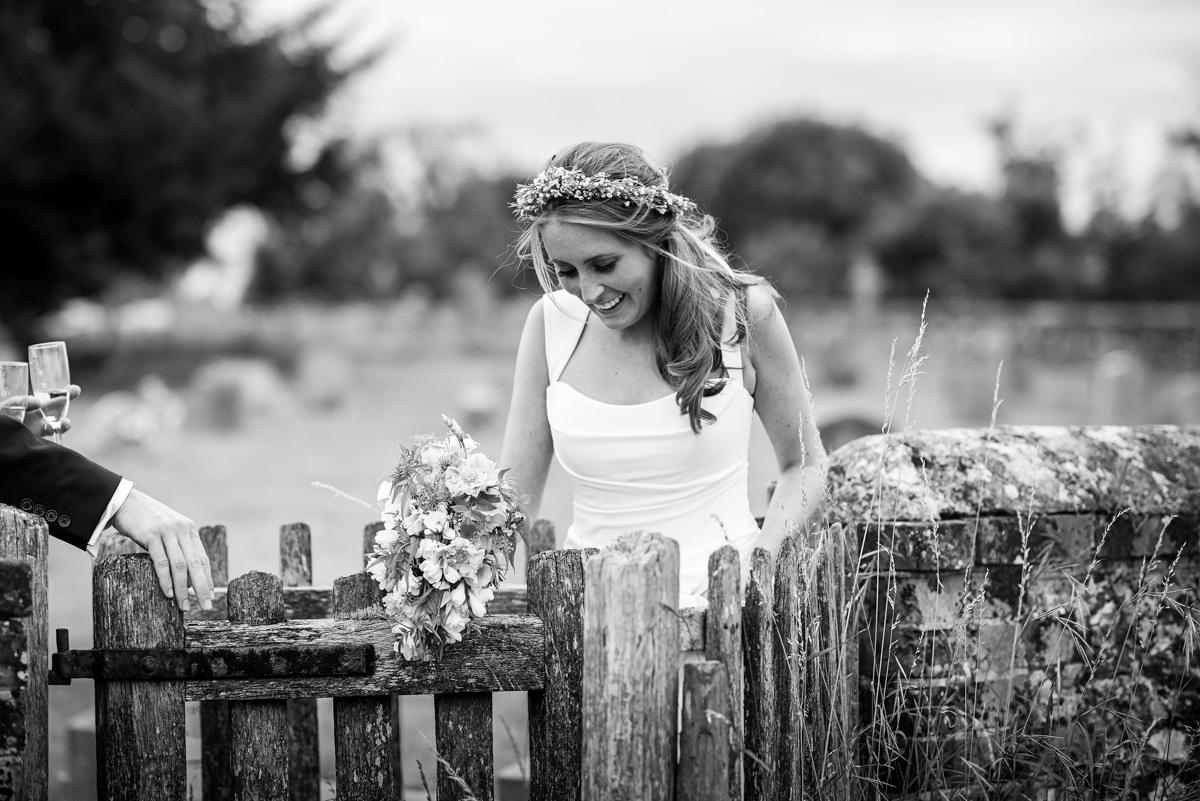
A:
2,507,854,800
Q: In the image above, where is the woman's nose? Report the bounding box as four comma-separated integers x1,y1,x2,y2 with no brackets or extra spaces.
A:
578,274,605,304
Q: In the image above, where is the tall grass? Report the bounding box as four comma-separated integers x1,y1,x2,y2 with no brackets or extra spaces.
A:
800,297,1200,800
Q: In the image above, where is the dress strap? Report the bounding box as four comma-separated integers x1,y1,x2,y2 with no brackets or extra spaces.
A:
720,294,743,373
543,290,589,383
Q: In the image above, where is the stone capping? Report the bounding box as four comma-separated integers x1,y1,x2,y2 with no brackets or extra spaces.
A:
827,424,1200,524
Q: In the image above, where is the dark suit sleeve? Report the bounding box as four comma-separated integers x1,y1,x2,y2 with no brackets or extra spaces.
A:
0,416,123,549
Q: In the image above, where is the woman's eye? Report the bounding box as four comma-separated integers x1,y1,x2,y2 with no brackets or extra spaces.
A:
555,268,577,279
594,261,616,272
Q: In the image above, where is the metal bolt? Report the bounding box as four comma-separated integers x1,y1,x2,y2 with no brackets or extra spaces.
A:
141,655,160,673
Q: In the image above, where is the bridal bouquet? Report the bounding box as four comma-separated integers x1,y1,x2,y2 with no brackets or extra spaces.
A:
367,416,524,661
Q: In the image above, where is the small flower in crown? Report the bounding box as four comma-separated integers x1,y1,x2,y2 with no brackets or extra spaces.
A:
511,166,699,223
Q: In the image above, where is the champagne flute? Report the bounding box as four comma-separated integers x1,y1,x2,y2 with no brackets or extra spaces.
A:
28,342,70,443
0,361,29,423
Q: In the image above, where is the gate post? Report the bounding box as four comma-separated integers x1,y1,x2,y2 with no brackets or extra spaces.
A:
362,521,403,794
705,545,744,801
198,525,231,801
94,553,187,800
527,548,589,801
331,572,392,800
0,508,47,801
743,547,778,801
581,531,679,801
227,571,288,800
773,536,802,799
0,558,33,801
279,523,319,801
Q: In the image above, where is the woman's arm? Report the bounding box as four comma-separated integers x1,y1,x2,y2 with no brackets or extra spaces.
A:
746,285,829,556
499,298,555,528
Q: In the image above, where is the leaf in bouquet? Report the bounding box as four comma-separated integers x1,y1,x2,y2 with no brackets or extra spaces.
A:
385,557,411,590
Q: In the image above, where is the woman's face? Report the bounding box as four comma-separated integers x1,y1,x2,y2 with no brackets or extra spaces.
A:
541,220,660,332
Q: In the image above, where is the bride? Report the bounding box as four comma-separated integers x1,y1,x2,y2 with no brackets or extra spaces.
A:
500,142,827,599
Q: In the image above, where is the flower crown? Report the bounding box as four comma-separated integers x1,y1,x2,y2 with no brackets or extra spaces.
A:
511,166,698,223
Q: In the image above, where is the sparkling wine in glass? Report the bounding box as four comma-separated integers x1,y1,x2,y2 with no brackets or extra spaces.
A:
28,342,70,443
0,361,29,423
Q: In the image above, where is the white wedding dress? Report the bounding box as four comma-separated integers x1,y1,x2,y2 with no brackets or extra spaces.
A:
543,290,760,602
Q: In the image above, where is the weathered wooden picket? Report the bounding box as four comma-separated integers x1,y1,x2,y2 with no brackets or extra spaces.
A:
0,505,852,801
0,558,33,799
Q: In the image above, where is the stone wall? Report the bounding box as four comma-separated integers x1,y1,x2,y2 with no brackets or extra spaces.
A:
827,425,1200,795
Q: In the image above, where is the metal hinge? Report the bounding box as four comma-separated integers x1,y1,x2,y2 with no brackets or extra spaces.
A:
50,628,374,684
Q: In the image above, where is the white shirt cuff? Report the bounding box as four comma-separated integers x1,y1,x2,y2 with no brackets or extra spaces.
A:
86,479,134,558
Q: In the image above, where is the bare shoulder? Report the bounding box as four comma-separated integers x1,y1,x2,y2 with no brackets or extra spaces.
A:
526,295,547,324
515,295,548,342
515,296,549,360
744,283,786,338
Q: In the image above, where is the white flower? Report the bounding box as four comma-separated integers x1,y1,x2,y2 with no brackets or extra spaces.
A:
444,453,500,498
421,442,447,469
466,584,494,617
375,528,399,548
421,505,449,534
441,603,470,642
395,625,427,661
417,539,449,588
445,582,468,609
403,500,424,537
419,537,485,587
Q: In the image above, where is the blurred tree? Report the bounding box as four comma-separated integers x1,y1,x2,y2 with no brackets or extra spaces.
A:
671,118,920,297
248,153,533,304
246,146,403,302
988,114,1068,249
0,0,362,343
875,188,1022,298
1079,122,1200,301
396,172,533,299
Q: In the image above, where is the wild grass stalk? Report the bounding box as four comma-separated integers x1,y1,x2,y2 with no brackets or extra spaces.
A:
840,301,1199,800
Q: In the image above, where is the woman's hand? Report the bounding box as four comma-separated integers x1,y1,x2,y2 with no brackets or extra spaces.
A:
20,384,82,438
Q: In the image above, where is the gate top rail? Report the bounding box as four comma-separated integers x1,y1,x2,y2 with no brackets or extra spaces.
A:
181,613,546,701
51,642,374,682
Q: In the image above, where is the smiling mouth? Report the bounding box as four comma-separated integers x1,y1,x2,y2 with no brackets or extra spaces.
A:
595,294,623,311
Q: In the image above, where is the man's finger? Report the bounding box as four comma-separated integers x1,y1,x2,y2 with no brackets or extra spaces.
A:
182,532,214,610
142,537,175,601
160,534,191,612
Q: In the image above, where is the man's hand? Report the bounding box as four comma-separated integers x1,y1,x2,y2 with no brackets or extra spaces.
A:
21,384,81,437
110,489,214,612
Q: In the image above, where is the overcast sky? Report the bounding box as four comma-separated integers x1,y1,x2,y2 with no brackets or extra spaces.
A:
252,0,1200,223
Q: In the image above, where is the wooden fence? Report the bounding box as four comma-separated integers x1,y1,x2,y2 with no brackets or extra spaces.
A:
0,506,852,801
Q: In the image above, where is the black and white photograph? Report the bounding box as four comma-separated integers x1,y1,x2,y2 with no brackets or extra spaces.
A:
2,1,1198,798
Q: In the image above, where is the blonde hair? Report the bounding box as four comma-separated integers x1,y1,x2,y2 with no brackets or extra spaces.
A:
514,142,777,433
